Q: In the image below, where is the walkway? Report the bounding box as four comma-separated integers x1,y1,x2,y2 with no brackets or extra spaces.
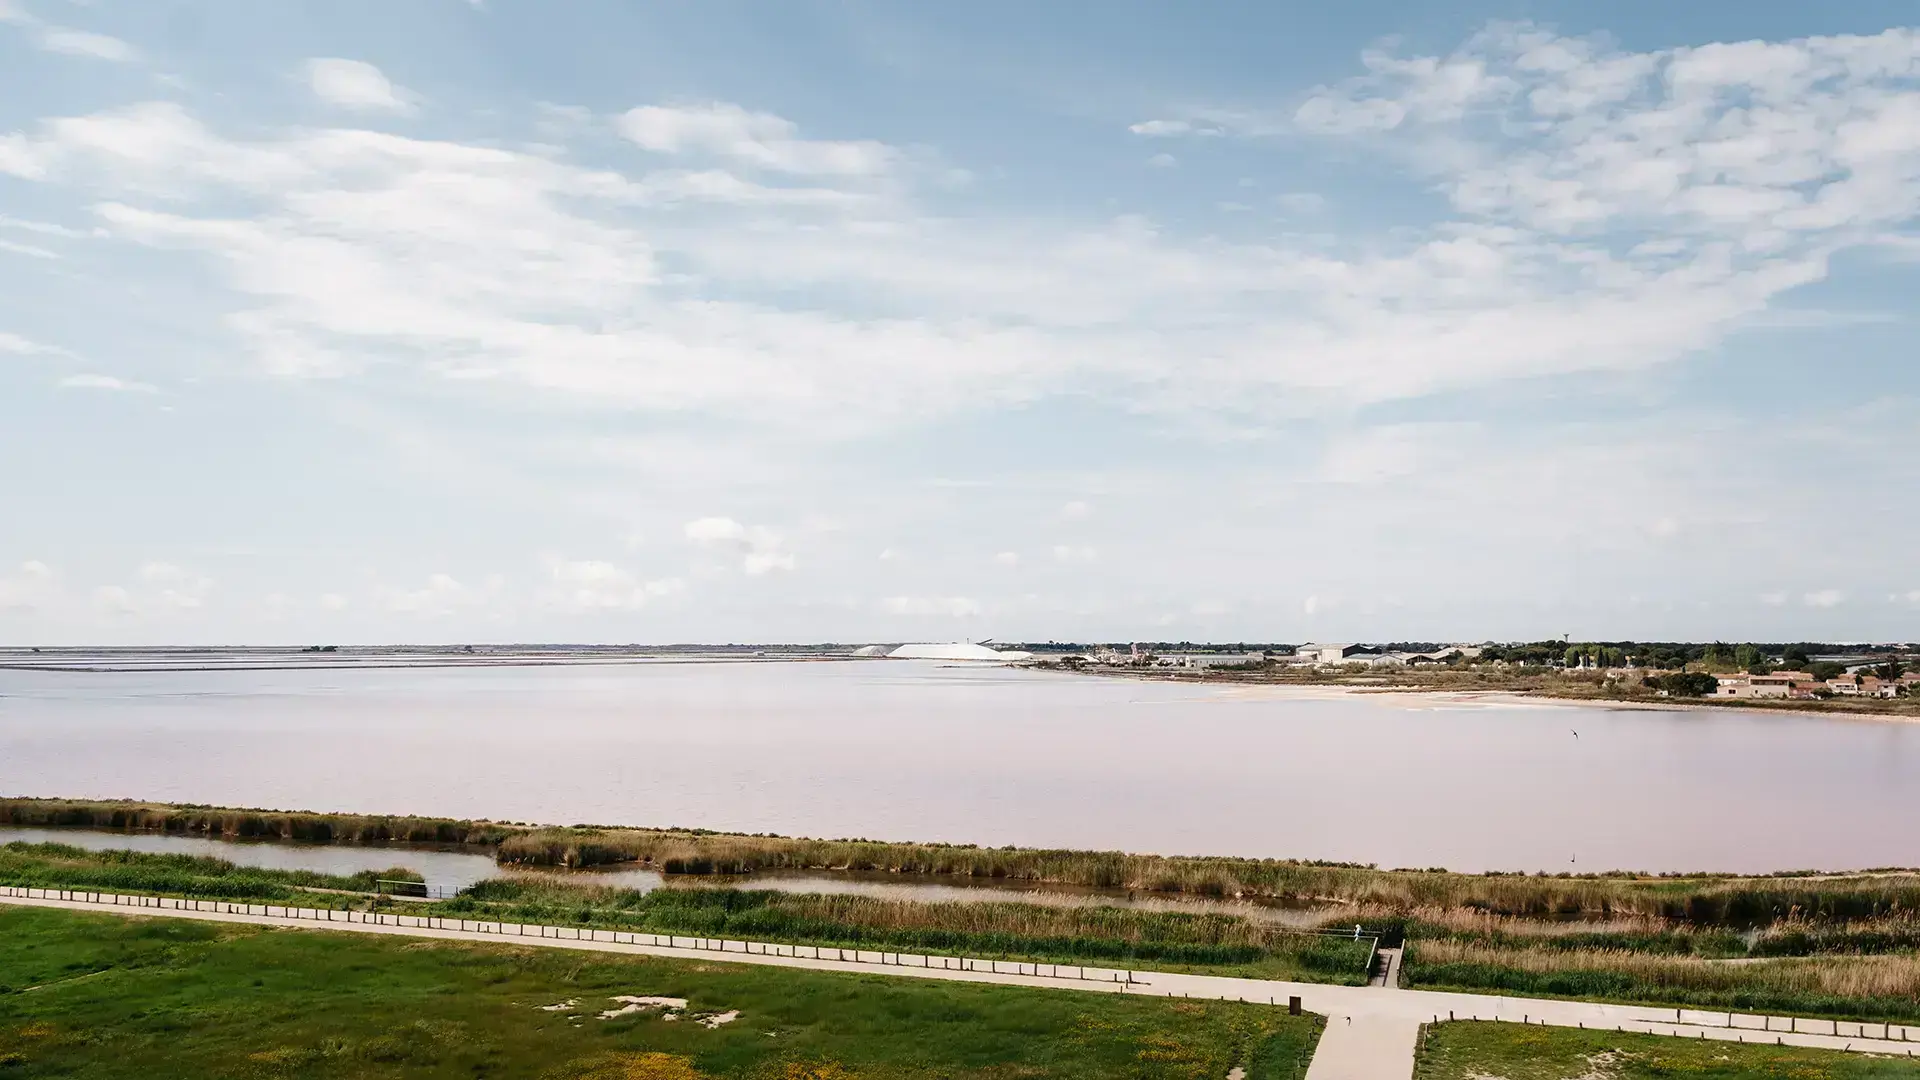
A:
7,887,1920,1078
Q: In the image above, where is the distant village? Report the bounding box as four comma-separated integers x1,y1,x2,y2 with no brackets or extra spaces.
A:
1019,640,1920,701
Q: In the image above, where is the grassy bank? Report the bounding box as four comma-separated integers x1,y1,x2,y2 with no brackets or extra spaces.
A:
0,905,1324,1078
14,797,1920,919
1413,1020,1920,1080
0,843,1372,981
0,841,420,902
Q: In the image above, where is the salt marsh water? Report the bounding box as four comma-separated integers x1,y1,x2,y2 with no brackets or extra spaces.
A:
3,654,1916,873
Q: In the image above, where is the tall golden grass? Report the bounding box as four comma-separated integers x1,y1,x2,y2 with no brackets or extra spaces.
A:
1411,939,1920,998
0,797,509,847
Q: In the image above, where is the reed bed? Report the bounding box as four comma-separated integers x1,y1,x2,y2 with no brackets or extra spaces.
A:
1406,939,1920,1020
1747,916,1920,958
436,880,1376,978
12,797,1920,925
0,797,509,847
1391,906,1675,938
1409,909,1920,959
493,827,1920,924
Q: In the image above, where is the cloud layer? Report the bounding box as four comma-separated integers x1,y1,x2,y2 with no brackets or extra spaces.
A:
2,15,1918,642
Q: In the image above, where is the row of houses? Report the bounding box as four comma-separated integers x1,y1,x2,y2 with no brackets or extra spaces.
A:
1086,643,1481,669
1293,643,1482,666
1715,671,1920,700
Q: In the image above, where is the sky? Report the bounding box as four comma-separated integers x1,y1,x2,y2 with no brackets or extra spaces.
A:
2,0,1919,646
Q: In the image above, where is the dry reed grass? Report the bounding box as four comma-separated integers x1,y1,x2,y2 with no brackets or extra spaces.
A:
1412,940,1920,998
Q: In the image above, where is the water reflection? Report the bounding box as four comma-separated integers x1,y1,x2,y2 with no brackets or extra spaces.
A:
0,826,499,891
531,865,1326,924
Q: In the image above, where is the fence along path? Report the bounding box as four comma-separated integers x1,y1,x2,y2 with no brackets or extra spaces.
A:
0,886,1140,985
9,886,1920,1078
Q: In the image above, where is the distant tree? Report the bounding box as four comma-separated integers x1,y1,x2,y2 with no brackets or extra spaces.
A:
1810,662,1846,681
1643,672,1718,696
1783,646,1811,667
1874,661,1906,680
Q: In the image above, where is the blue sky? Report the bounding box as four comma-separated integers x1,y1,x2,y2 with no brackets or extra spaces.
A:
3,0,1918,645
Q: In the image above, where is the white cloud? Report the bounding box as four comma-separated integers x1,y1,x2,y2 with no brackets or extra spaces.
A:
684,517,748,543
1275,192,1327,214
39,28,136,62
1146,152,1178,168
1129,119,1193,136
877,548,901,562
1058,500,1092,521
880,595,981,617
617,102,894,176
1051,544,1098,563
58,373,156,393
91,584,135,616
304,59,416,114
137,561,211,609
1317,423,1480,484
0,3,137,62
539,556,683,611
1294,43,1518,134
0,237,58,259
743,551,797,575
1904,589,1920,605
0,560,55,613
684,516,794,574
0,214,100,239
1,23,1918,465
0,331,63,356
1760,591,1788,606
318,592,349,612
993,551,1020,567
379,573,498,616
1302,595,1321,615
1803,589,1845,608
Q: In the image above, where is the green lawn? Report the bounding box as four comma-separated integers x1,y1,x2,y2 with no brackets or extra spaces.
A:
1414,1021,1920,1080
0,906,1321,1079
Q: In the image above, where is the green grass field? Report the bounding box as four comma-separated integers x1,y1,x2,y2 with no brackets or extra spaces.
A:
0,905,1322,1078
1413,1021,1920,1080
